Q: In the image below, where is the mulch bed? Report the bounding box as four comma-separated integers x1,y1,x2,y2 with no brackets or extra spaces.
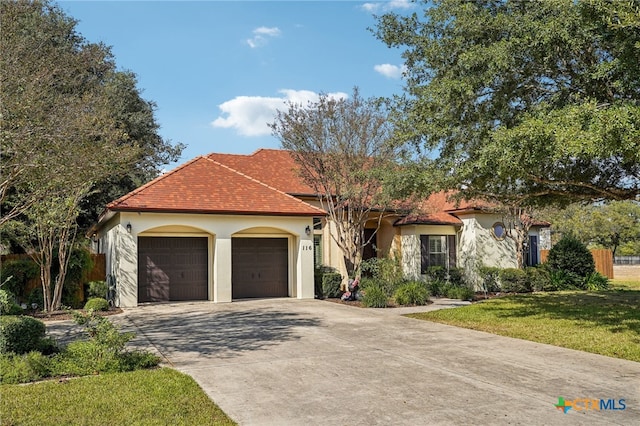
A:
28,308,123,322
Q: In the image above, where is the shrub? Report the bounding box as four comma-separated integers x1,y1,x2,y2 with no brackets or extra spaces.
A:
478,267,501,293
314,266,336,298
84,297,109,312
585,272,609,291
57,248,94,308
0,289,23,315
447,268,466,287
322,272,342,298
0,258,39,299
444,285,475,301
0,351,51,384
87,280,108,298
53,310,160,376
547,269,582,291
0,315,46,354
425,266,447,283
426,279,446,297
361,257,404,296
362,284,388,308
499,268,530,293
394,282,429,306
547,235,595,285
525,266,551,292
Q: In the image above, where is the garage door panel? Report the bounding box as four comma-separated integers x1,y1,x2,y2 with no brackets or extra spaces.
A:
138,237,208,303
232,238,288,299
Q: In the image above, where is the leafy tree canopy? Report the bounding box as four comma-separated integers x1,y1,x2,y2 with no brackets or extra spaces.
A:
270,88,398,278
374,0,640,206
1,0,183,233
543,200,640,256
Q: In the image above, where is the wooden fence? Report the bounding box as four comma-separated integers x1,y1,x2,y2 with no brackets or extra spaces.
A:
540,249,613,279
1,253,106,302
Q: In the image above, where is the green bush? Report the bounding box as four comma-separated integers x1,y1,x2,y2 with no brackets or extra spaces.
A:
525,266,551,292
499,268,530,293
426,279,446,297
444,285,475,301
547,235,595,288
0,351,51,384
87,280,108,298
547,269,582,291
394,282,429,306
84,297,109,312
447,268,466,287
478,267,501,293
0,289,23,315
585,272,609,291
362,284,388,308
322,272,342,298
314,266,334,298
0,315,46,354
425,266,447,283
0,258,39,299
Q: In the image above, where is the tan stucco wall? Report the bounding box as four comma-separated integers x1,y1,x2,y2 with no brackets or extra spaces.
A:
399,224,458,280
98,212,315,307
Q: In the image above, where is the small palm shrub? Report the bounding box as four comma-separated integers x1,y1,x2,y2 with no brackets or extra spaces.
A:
84,297,109,312
362,284,388,308
394,282,429,306
585,272,609,291
443,285,475,301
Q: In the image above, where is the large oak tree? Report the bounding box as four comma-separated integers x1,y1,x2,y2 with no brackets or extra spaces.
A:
374,0,640,206
1,0,182,310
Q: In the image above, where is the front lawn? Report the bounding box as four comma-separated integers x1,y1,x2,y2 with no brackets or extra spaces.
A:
0,367,236,426
408,287,640,362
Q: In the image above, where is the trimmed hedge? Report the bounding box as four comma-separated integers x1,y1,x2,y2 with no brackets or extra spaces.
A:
0,316,46,355
84,297,109,312
322,273,342,298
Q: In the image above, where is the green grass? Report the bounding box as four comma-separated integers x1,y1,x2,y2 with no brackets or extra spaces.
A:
408,288,640,362
0,368,236,426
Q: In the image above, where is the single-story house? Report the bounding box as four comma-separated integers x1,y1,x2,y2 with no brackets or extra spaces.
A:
90,149,550,307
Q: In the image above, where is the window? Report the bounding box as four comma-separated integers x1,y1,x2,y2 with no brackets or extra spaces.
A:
313,234,323,268
420,235,456,274
492,222,506,240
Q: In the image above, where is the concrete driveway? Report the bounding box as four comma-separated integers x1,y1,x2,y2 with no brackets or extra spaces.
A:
50,298,639,425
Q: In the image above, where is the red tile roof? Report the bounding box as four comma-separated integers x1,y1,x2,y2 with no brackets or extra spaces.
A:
394,192,493,226
207,149,316,195
107,156,325,216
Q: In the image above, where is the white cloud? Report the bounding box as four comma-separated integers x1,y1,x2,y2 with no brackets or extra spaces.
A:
212,90,349,136
374,63,406,79
246,26,281,48
361,0,414,13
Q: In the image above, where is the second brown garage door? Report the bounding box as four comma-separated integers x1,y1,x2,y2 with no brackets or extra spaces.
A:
232,238,288,299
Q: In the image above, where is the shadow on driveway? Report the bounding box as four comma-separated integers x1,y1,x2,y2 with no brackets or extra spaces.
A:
127,307,322,360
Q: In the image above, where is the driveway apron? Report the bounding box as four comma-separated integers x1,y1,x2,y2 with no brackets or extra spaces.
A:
56,298,640,425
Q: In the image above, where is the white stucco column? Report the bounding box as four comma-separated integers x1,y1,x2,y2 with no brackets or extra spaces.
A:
116,223,138,308
214,237,232,302
297,237,315,299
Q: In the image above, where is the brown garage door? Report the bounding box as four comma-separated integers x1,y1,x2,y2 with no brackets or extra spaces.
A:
232,238,288,299
138,237,208,303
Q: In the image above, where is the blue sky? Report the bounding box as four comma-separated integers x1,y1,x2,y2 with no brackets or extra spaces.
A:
57,0,416,167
